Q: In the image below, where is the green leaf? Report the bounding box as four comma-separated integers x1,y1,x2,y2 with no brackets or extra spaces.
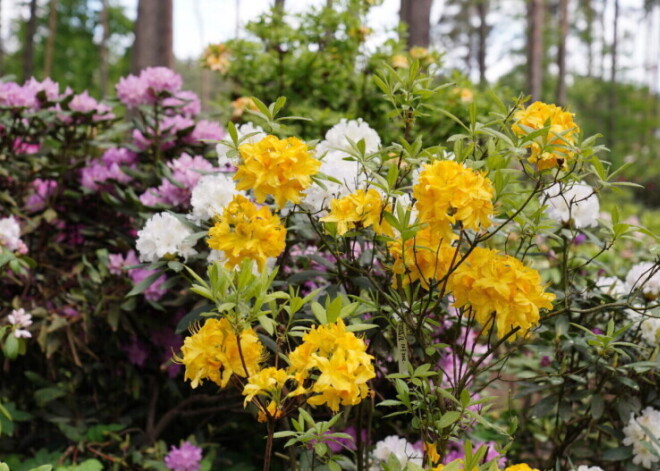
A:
2,335,19,360
437,411,461,429
127,270,164,297
602,446,633,461
34,387,66,406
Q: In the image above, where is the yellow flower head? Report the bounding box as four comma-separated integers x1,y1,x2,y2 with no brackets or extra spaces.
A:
320,188,393,236
207,194,286,272
449,248,555,338
424,442,441,465
179,317,264,388
388,227,459,289
202,43,231,73
235,135,320,208
231,96,258,119
392,54,410,69
288,319,375,411
413,160,495,241
242,367,291,405
511,101,580,170
504,465,540,471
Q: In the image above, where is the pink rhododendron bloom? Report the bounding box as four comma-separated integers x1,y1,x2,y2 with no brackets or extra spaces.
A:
116,74,149,107
164,441,202,471
24,179,58,212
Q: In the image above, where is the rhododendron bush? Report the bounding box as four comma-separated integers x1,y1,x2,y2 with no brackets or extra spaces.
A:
2,5,660,471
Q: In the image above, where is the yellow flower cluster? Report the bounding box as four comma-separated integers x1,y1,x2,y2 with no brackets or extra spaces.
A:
235,135,320,208
288,319,375,411
450,248,555,338
231,96,258,119
503,465,540,471
413,160,495,241
201,43,231,73
242,367,291,422
512,101,580,170
207,194,286,272
179,317,263,388
321,188,393,236
388,227,458,289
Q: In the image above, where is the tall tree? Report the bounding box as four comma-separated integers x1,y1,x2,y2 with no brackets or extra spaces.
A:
555,0,569,104
22,0,39,81
400,0,434,48
476,0,488,86
131,0,173,73
607,0,619,149
44,0,59,77
99,0,110,97
527,0,545,102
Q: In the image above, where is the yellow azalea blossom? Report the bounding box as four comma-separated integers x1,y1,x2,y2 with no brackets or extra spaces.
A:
231,96,258,119
413,160,495,241
179,317,264,389
257,401,284,423
449,247,555,339
391,54,409,69
202,43,231,73
511,101,580,170
459,88,474,103
207,194,286,272
424,442,441,465
409,47,436,66
320,188,393,236
235,135,320,208
288,319,375,412
388,227,459,289
242,367,292,405
504,465,540,471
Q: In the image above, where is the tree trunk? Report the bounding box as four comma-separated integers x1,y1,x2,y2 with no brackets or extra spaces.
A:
274,0,285,10
99,0,110,97
400,0,434,48
22,0,38,81
527,0,545,102
131,0,174,73
555,0,569,105
607,0,619,149
0,0,4,76
585,0,594,78
477,0,488,86
44,0,59,78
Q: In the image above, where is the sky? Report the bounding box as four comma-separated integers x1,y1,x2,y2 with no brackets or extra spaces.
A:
1,0,658,91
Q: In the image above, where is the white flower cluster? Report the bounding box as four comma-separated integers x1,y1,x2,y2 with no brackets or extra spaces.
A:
135,212,197,263
576,466,604,471
8,308,32,338
303,119,380,214
0,216,27,253
595,276,627,297
640,318,660,346
189,173,242,224
216,123,267,168
625,262,660,300
369,435,422,471
542,181,600,229
623,407,660,469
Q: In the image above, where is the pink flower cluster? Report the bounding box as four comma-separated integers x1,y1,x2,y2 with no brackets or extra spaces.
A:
80,148,138,191
164,441,203,471
116,67,184,108
108,250,167,301
0,77,59,109
24,179,58,212
132,117,223,151
139,153,216,208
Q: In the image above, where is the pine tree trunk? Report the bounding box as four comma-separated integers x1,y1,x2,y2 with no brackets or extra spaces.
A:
527,0,545,102
477,0,488,86
132,0,174,73
585,0,594,78
555,0,569,105
99,0,110,97
607,0,619,149
44,0,59,77
400,0,434,48
0,0,4,76
22,0,38,81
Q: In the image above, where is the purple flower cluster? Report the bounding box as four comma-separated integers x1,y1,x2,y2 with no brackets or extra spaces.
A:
24,179,58,212
164,441,203,471
0,77,58,109
132,117,223,152
108,250,167,301
80,148,138,191
116,67,184,108
139,154,216,208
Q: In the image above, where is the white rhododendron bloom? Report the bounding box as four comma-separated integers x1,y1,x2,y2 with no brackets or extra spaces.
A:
216,123,267,167
625,262,660,299
316,118,381,157
542,181,600,228
8,308,33,338
302,151,364,214
369,435,422,471
576,466,604,471
595,276,627,297
640,318,660,346
189,174,241,223
136,212,197,262
623,407,660,469
0,216,26,253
